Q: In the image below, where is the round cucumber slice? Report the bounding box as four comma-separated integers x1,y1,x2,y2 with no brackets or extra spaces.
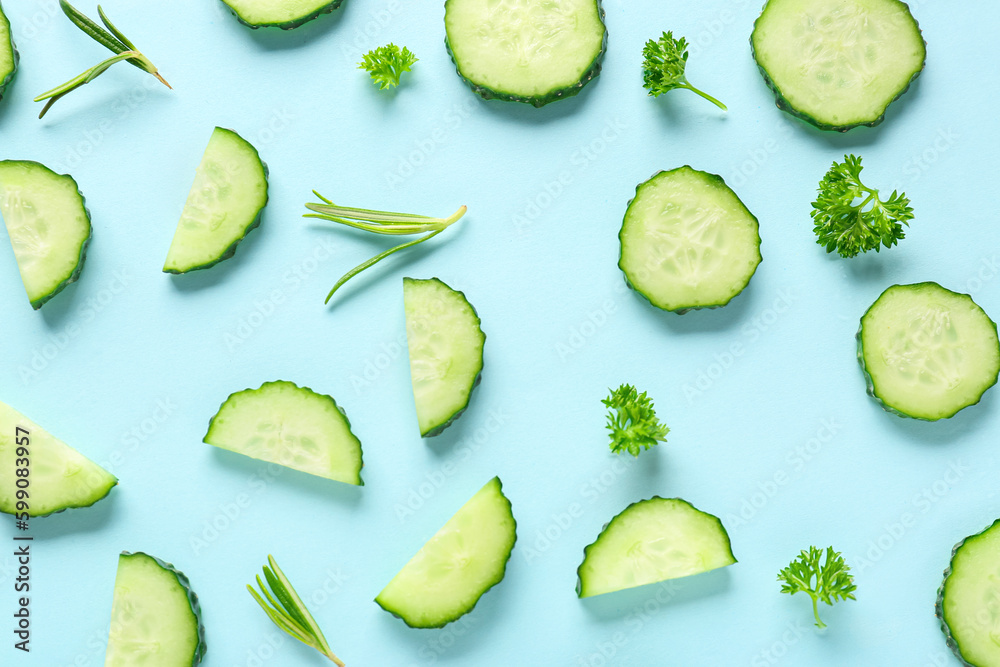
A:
751,0,926,132
0,400,117,517
577,497,736,598
163,127,268,274
444,0,607,106
404,277,486,437
219,0,344,29
204,380,364,486
0,161,92,310
618,167,762,313
376,477,516,628
937,519,1000,667
858,283,1000,421
0,2,16,101
105,552,206,666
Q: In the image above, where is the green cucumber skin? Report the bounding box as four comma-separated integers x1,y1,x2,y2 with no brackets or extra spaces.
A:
856,282,1000,421
750,0,926,133
576,496,736,597
0,2,16,102
935,519,1000,667
0,479,117,518
376,478,517,629
0,161,93,310
407,277,486,438
163,129,268,275
443,0,607,107
220,0,345,29
618,167,762,314
119,551,207,666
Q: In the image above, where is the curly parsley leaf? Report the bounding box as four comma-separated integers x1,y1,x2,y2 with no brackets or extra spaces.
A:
602,384,669,457
778,546,857,628
358,44,417,90
811,154,913,258
642,31,726,110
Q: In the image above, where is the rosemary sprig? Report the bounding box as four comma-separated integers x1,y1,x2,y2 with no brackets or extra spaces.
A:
247,555,345,666
305,191,467,305
34,1,170,118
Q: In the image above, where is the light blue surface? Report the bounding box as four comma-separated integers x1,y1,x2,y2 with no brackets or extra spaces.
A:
1,0,998,665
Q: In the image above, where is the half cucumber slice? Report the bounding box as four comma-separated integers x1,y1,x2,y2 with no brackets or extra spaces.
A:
205,380,364,486
105,552,206,666
376,477,516,628
937,519,1000,667
444,0,607,106
619,167,762,313
577,497,736,598
219,0,344,29
0,161,91,309
751,0,926,131
0,2,16,101
858,283,1000,420
404,278,485,437
0,400,117,517
163,127,268,274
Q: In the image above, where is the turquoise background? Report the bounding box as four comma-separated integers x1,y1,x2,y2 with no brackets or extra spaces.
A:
1,0,998,664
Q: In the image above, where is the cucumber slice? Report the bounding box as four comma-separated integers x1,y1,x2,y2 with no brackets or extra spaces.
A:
105,552,206,666
577,497,736,598
858,283,1000,421
444,0,607,106
0,161,92,310
0,2,16,101
937,519,1000,667
219,0,344,29
618,167,762,313
163,127,268,274
404,278,486,437
751,0,926,132
204,380,364,486
376,477,516,628
0,400,117,517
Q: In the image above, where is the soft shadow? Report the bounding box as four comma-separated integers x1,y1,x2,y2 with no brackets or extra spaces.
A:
580,567,733,622
628,279,756,335
168,215,267,292
802,77,924,150
875,387,996,445
475,72,602,125
30,491,119,539
210,448,364,508
836,251,904,283
653,96,729,130
38,280,84,329
233,5,347,51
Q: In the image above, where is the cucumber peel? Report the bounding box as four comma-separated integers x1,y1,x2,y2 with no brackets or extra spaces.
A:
0,2,16,101
0,400,116,518
376,477,516,628
105,551,207,666
219,0,345,29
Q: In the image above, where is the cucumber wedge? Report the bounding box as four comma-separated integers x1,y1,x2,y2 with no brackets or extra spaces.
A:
937,519,1000,667
404,278,486,437
163,127,268,274
858,283,1000,421
0,400,117,517
0,2,16,101
0,161,92,310
444,0,607,106
105,552,206,666
577,497,736,598
618,167,762,313
219,0,344,29
204,381,364,486
751,0,926,132
376,477,516,628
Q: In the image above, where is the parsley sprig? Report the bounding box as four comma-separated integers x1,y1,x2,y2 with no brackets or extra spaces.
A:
35,1,170,119
777,546,857,628
642,31,726,110
358,44,417,89
811,155,913,258
248,555,345,665
602,384,669,457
